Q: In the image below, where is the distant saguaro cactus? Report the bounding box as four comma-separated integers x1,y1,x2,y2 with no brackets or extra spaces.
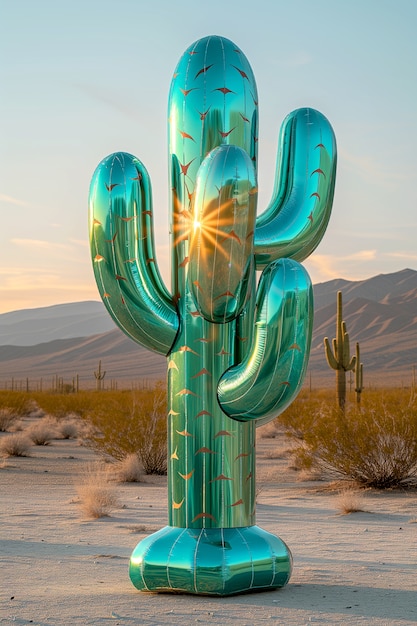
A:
89,35,336,595
355,342,364,404
324,291,356,409
94,360,106,391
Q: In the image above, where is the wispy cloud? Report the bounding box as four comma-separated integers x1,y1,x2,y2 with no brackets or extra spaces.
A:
0,194,32,208
69,238,89,248
9,238,92,267
11,238,73,252
0,266,98,313
305,248,417,284
305,250,378,282
386,251,417,262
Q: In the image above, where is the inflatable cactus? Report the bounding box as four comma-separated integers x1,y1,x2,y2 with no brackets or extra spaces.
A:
89,35,336,596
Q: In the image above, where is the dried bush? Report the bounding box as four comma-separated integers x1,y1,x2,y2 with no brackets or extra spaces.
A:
75,464,119,518
113,453,143,483
281,391,417,489
0,408,20,433
57,417,82,439
84,386,167,475
26,417,59,445
335,489,367,515
0,433,32,457
0,392,35,431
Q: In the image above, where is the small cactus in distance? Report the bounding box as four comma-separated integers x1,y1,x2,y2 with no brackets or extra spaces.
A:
94,360,106,391
324,291,356,410
354,342,364,404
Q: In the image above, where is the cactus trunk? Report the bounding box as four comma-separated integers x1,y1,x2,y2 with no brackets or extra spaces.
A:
336,368,347,410
167,297,255,529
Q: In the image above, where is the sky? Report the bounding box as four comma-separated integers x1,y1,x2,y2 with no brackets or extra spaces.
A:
1,0,416,314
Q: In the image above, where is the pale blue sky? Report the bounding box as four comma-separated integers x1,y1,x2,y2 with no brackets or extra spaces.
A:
1,0,416,313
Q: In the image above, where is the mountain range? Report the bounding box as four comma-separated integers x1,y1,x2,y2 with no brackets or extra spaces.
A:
0,268,416,389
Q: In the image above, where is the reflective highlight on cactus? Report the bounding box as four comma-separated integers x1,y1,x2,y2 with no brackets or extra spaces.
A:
89,35,336,596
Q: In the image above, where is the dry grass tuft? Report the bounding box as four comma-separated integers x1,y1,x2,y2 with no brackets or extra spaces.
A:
57,418,82,440
0,433,32,457
26,417,59,445
335,489,367,515
113,453,143,483
75,464,120,518
0,408,20,432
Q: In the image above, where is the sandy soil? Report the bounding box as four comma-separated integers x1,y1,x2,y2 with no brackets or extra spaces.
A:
1,420,416,626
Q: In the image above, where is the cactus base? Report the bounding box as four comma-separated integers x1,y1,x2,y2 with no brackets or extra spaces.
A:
129,525,292,596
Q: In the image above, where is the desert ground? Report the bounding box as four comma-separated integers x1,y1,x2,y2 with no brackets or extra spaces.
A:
1,416,416,626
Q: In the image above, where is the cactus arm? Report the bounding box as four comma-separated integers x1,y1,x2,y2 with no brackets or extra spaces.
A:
89,152,179,355
218,259,313,424
343,331,356,371
342,329,350,368
338,318,345,356
355,343,363,391
324,336,339,370
254,108,337,269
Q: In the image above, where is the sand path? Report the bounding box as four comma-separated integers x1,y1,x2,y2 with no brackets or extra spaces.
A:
1,426,416,625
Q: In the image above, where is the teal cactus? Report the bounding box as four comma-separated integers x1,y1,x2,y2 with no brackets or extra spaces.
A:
324,290,356,409
89,36,336,595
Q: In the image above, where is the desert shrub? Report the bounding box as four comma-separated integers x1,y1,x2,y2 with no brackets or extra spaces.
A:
31,391,94,419
0,433,32,457
0,392,35,431
280,391,417,489
0,408,20,432
57,418,82,439
113,453,143,483
26,416,59,445
75,464,119,518
84,385,167,475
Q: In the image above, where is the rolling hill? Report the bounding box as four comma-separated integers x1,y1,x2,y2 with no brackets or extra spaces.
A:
0,268,416,389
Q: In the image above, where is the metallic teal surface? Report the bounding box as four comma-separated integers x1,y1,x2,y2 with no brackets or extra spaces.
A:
88,34,336,596
129,526,292,596
254,108,337,268
188,145,257,323
218,258,313,424
89,152,178,355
